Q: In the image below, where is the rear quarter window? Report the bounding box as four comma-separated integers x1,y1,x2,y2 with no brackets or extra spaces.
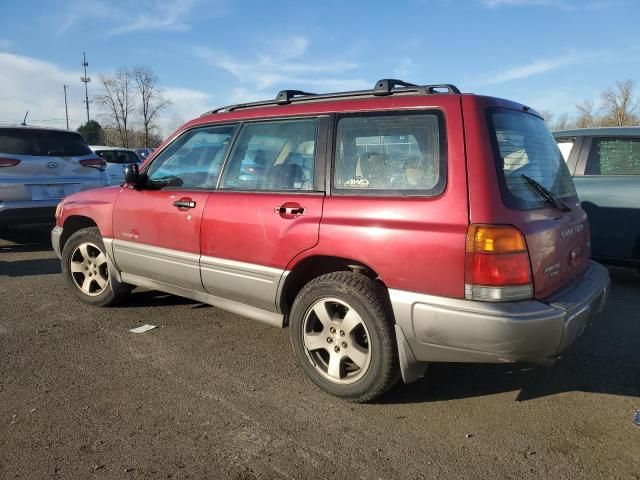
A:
333,111,446,196
586,138,640,175
488,108,577,210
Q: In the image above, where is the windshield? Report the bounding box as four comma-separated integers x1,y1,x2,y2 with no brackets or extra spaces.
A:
488,108,577,210
0,128,92,157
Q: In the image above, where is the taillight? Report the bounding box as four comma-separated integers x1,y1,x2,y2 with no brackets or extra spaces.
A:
465,224,533,301
0,157,21,167
80,158,106,170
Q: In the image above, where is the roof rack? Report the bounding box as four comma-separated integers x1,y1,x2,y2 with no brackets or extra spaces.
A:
201,78,461,116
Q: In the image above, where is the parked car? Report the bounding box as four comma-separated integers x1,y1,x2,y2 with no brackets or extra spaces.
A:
51,79,609,402
553,127,640,269
90,146,142,185
0,126,107,227
134,148,155,160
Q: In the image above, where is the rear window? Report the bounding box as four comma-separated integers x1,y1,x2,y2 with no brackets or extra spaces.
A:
488,109,577,210
0,128,92,157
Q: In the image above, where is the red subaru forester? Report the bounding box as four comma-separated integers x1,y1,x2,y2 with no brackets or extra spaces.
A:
52,79,610,402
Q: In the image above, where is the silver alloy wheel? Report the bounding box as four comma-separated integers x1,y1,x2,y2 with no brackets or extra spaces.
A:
302,297,372,384
69,242,109,297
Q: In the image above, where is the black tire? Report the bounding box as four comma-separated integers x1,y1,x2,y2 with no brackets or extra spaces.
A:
61,227,130,306
289,272,400,402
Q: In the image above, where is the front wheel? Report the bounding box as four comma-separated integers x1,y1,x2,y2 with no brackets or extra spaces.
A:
289,272,400,402
61,227,130,306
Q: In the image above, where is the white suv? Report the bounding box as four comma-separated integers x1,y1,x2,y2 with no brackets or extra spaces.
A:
0,126,108,227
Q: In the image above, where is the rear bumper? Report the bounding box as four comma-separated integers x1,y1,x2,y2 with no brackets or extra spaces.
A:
0,200,58,226
391,261,609,378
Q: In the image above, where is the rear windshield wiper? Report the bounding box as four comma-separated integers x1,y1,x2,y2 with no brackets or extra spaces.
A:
521,174,571,212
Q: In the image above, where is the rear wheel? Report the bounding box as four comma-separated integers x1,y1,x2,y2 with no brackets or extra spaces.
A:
290,272,399,402
61,227,130,306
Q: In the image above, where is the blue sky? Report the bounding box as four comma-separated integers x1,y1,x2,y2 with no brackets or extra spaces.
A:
0,0,638,135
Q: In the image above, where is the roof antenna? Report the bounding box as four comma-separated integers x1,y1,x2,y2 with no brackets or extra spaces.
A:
21,110,29,126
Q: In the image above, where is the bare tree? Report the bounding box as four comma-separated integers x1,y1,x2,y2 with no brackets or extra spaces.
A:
131,66,171,148
552,113,569,131
539,109,554,128
575,100,597,128
600,79,639,126
96,69,136,147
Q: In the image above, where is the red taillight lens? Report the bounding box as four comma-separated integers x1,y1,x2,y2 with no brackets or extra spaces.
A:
80,158,107,169
466,252,532,285
465,225,533,301
0,157,21,167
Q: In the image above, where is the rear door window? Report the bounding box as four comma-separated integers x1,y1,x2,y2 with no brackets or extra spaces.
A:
0,129,92,157
488,108,577,210
585,138,640,175
333,112,445,195
220,119,317,191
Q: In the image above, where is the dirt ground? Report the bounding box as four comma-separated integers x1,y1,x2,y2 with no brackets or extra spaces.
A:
1,227,639,479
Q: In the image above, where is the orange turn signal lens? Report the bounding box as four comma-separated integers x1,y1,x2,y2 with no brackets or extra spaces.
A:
466,225,527,254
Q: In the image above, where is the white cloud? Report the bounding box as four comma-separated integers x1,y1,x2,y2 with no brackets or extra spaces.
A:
194,35,367,101
394,58,416,79
55,0,203,36
0,52,85,128
0,52,209,138
474,50,609,85
159,87,212,133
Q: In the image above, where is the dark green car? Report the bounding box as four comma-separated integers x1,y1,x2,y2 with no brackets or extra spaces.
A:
554,127,640,269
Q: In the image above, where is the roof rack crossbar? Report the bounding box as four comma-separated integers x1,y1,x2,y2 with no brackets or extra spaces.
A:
200,79,461,116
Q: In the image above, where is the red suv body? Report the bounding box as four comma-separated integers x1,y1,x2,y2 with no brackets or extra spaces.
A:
51,80,610,402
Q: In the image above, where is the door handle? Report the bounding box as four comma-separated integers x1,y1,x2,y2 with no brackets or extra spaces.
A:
173,198,196,209
274,204,305,216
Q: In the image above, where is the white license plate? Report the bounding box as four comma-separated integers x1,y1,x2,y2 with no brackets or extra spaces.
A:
31,185,66,200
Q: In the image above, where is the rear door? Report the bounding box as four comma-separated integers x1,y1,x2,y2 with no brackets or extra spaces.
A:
200,117,327,312
112,124,237,291
0,128,105,203
482,106,591,298
573,136,640,263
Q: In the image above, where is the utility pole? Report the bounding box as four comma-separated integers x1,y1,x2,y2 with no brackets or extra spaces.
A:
80,52,91,124
63,85,70,130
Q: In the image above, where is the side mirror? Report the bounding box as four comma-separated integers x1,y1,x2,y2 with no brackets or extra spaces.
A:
123,163,142,187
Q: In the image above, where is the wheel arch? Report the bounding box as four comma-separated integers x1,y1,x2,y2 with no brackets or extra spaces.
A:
279,255,391,318
60,215,99,253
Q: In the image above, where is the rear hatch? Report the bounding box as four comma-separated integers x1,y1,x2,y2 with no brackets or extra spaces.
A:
487,108,590,298
0,128,106,202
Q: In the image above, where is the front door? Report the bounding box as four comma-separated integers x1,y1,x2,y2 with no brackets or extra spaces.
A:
112,124,238,291
200,117,327,312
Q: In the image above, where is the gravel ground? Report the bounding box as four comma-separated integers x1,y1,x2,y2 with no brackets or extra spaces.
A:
1,227,639,479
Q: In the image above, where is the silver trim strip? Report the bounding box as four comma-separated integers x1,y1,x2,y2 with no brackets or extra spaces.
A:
200,255,284,312
113,239,203,293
